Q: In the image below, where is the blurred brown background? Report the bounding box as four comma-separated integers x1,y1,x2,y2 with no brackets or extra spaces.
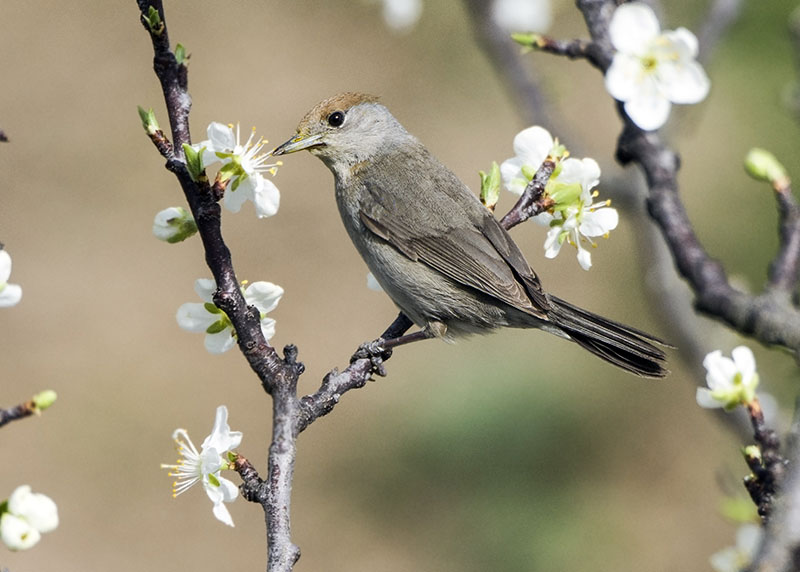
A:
1,1,798,570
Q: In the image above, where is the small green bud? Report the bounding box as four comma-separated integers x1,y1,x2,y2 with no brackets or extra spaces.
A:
207,473,221,487
182,143,205,181
32,390,57,411
743,445,763,465
227,451,237,463
175,43,187,65
479,161,502,210
144,6,164,35
744,148,788,185
137,106,160,136
511,33,542,49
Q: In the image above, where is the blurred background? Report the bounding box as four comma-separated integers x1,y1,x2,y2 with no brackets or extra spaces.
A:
1,1,798,570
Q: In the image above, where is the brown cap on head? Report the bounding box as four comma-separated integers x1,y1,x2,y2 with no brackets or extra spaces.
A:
296,92,380,134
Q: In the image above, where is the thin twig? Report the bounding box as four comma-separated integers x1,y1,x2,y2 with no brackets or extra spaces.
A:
0,399,37,428
767,177,800,294
499,158,556,230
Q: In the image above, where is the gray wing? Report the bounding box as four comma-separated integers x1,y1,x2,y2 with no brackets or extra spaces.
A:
358,145,550,319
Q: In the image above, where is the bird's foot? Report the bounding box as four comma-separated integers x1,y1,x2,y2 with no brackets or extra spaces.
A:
350,338,393,377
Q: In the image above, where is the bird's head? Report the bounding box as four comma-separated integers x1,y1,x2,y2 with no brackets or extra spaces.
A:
272,92,411,171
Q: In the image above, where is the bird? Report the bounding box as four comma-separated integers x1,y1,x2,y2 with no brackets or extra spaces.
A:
272,92,668,378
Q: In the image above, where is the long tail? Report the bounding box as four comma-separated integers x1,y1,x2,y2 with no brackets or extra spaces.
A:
546,295,669,378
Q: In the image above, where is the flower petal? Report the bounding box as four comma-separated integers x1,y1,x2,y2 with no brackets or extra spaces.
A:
206,122,236,152
623,85,672,131
244,282,284,314
202,405,243,453
204,330,236,354
194,278,217,303
500,157,528,195
658,59,710,104
176,303,216,332
731,346,756,382
512,126,553,166
576,243,592,270
0,284,22,307
609,2,661,54
543,226,564,259
580,208,619,237
252,177,281,219
211,499,235,527
492,0,552,33
605,54,644,102
260,317,277,341
223,181,249,213
696,387,724,409
0,250,12,283
0,513,40,551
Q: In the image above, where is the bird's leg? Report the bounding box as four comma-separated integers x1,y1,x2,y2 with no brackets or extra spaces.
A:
381,320,446,349
350,317,445,376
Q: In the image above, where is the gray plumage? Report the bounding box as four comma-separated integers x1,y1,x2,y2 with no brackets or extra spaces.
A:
273,93,667,378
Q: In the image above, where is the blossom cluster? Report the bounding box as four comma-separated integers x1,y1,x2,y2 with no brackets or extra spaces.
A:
176,278,283,355
500,126,618,270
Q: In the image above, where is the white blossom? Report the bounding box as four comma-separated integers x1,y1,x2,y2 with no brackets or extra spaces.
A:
500,126,618,270
382,0,422,32
194,123,281,218
161,405,243,527
604,2,710,131
696,346,759,410
176,278,283,354
0,485,58,550
492,0,551,33
0,250,22,307
540,193,619,270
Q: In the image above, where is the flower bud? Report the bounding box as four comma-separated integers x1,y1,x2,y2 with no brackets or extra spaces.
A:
137,106,160,136
32,390,57,411
153,206,197,243
744,148,788,185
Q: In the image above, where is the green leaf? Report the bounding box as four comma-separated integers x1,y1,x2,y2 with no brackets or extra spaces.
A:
479,161,502,209
182,143,205,181
206,319,228,334
521,164,538,181
175,43,187,65
145,6,164,35
549,181,582,208
204,302,221,314
137,106,160,135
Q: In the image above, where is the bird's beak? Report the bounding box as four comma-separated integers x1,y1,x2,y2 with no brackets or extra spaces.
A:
271,133,325,156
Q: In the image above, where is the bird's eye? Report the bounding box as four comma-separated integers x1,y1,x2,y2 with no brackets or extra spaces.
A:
327,111,345,128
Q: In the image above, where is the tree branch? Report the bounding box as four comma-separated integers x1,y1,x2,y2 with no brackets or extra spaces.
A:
0,399,38,428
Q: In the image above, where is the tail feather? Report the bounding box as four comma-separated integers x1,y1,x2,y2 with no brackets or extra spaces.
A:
547,295,669,378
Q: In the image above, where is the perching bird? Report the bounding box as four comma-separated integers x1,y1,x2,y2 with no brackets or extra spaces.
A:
272,93,667,377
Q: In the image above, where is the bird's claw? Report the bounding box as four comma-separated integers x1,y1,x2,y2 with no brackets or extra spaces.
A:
351,338,393,377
